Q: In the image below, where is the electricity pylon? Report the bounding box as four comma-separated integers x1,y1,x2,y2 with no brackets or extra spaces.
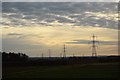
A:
73,53,75,57
60,53,62,58
41,53,44,58
48,49,51,58
63,44,66,58
89,34,99,56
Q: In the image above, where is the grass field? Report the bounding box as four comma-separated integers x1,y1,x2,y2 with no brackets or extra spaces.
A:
3,62,119,79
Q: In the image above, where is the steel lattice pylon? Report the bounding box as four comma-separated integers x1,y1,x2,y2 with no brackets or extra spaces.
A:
63,44,66,57
90,34,99,56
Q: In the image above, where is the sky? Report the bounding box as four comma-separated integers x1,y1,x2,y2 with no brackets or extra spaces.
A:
2,0,119,2
1,2,119,57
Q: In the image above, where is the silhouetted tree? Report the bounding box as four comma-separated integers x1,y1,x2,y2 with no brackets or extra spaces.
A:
2,51,28,62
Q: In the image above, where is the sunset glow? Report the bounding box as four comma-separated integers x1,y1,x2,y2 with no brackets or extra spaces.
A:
2,2,118,57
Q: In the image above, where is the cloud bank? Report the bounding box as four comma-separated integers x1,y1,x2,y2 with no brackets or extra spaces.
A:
2,2,118,29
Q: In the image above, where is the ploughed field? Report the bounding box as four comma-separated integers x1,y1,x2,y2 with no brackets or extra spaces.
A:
3,62,119,79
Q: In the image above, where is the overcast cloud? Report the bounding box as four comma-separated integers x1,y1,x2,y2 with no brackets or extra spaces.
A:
2,2,118,29
2,0,119,2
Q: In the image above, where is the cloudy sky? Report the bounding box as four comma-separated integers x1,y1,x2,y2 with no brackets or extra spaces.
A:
1,2,118,57
2,0,119,2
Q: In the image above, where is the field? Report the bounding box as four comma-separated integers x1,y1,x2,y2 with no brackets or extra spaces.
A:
3,62,119,79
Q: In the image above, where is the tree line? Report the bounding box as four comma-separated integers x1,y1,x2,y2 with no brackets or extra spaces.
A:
1,51,28,62
1,51,120,67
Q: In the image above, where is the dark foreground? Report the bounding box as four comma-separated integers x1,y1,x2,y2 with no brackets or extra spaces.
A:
2,52,120,79
2,62,119,79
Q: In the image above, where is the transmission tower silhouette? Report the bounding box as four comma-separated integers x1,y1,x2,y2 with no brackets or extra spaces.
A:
63,44,66,57
90,34,99,56
60,53,62,58
48,49,51,58
41,53,44,58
